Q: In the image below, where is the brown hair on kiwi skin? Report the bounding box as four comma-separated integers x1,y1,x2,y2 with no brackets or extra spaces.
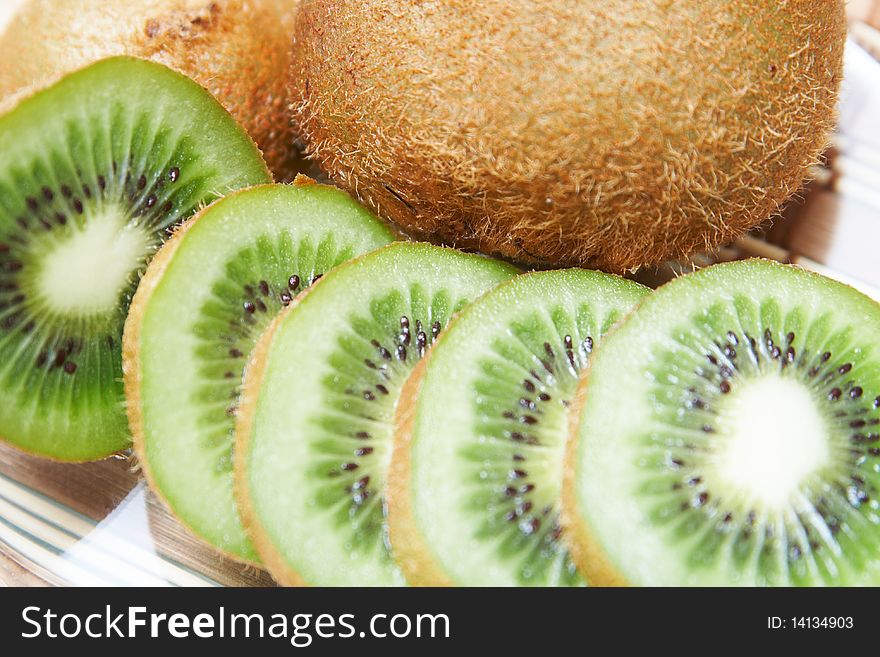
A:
290,0,846,273
0,0,303,180
385,356,455,587
559,367,628,586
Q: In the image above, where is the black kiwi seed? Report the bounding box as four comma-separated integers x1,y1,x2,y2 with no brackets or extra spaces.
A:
374,341,392,360
399,315,411,344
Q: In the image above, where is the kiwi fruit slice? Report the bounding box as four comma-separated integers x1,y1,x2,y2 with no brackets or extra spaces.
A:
236,243,518,585
564,259,880,586
0,0,302,179
124,180,396,563
0,56,270,461
291,0,846,272
388,270,649,586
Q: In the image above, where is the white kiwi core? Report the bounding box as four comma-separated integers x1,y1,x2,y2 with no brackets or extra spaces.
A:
35,209,150,316
712,375,830,510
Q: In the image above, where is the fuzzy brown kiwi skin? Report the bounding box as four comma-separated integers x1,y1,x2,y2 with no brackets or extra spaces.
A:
386,356,455,587
560,370,628,587
0,0,302,180
291,0,846,273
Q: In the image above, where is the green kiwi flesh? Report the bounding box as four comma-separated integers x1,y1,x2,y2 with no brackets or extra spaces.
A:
127,183,395,563
239,242,518,585
398,269,649,585
569,259,880,586
0,56,270,461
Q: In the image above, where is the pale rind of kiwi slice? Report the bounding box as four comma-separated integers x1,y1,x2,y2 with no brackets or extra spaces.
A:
388,269,649,586
124,181,396,564
0,56,270,461
564,259,880,586
236,242,518,585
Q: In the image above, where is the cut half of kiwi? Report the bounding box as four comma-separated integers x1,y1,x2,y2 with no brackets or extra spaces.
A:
387,270,649,585
564,259,880,586
0,56,270,461
236,243,518,585
124,181,395,564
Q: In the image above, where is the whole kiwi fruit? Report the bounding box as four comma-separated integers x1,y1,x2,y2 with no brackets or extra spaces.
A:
291,0,846,273
0,0,301,179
